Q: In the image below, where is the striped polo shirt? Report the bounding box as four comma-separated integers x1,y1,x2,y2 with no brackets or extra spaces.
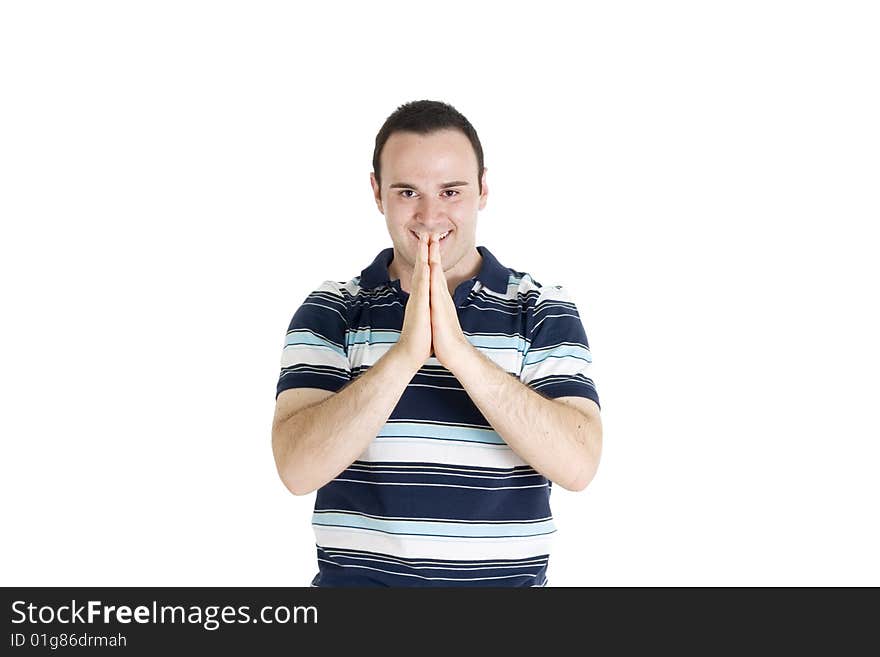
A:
276,245,599,587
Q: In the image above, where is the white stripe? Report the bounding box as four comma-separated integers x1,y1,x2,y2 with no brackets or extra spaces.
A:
281,344,350,370
322,547,547,567
309,291,347,308
512,276,541,295
300,301,346,321
333,478,549,491
351,289,398,302
520,354,592,384
527,340,590,354
531,378,595,393
476,284,516,301
531,312,581,333
467,297,523,311
286,326,344,346
466,330,527,338
534,301,576,314
314,525,554,560
469,293,522,309
387,418,495,430
313,280,348,297
478,289,542,305
349,342,520,372
349,462,537,476
360,439,527,468
320,554,543,572
463,304,520,316
345,468,540,481
316,559,539,582
533,284,572,303
316,509,552,524
355,300,403,310
411,370,458,379
279,366,349,381
347,341,394,366
405,383,466,391
476,348,521,373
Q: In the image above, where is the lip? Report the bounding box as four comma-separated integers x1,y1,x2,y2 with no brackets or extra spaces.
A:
409,229,453,244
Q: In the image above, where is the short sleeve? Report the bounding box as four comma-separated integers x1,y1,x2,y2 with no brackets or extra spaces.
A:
519,284,600,408
276,281,352,399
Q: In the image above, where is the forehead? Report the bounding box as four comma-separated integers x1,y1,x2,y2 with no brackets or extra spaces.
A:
381,129,478,182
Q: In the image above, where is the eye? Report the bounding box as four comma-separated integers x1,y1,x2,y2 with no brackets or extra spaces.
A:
442,189,460,198
398,189,416,198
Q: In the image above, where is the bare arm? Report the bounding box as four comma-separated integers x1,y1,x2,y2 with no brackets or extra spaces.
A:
448,344,603,491
272,233,433,496
272,344,420,495
424,233,602,492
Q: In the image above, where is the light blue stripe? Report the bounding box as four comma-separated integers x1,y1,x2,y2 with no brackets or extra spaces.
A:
465,334,527,351
378,422,505,445
284,331,346,356
313,512,556,538
348,329,401,345
369,438,510,452
523,344,592,366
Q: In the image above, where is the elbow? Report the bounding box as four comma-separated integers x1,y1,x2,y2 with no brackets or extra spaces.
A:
272,426,316,497
285,477,316,497
276,462,313,496
566,464,598,492
565,433,602,492
276,460,317,497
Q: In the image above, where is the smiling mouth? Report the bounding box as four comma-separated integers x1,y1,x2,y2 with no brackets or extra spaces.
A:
410,229,453,242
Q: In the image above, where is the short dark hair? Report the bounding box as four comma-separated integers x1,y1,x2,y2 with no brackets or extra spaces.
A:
372,100,485,195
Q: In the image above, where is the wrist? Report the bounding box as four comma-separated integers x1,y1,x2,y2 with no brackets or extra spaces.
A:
388,342,426,377
444,339,479,378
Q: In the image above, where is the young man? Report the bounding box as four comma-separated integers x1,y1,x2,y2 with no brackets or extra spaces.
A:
272,100,602,587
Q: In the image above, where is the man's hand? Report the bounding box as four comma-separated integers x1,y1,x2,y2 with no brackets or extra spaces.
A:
394,232,433,370
428,233,473,371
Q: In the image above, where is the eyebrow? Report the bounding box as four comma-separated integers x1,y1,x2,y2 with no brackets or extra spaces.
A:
388,181,470,190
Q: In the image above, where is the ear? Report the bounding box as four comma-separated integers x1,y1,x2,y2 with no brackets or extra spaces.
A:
478,167,489,210
370,172,384,214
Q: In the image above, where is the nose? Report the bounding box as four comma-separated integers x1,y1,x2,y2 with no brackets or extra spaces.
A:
413,195,447,230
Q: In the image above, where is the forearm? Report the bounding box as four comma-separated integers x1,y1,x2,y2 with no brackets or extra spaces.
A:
448,344,601,491
275,344,419,495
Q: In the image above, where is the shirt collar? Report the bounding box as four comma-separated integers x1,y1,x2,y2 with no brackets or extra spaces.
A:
358,245,509,294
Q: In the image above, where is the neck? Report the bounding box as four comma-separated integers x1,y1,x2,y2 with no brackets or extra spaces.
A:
391,247,482,295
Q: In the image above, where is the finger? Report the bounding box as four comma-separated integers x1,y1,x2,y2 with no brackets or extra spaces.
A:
427,236,437,294
419,234,430,294
429,232,442,266
415,231,426,264
412,232,427,282
423,233,431,267
412,233,430,310
429,237,447,293
429,235,443,291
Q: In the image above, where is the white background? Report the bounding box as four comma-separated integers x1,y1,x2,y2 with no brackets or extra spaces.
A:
2,1,878,586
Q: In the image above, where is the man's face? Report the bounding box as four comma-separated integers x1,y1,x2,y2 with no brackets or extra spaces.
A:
370,129,488,276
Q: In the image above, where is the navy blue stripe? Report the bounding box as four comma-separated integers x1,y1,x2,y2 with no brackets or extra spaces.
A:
313,546,549,587
386,384,494,426
320,545,548,566
315,478,552,522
